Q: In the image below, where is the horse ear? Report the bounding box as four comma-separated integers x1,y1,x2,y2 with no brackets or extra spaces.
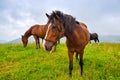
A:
51,11,59,20
46,13,50,18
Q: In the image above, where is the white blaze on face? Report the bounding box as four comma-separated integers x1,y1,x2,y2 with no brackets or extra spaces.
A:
44,23,51,40
42,23,52,50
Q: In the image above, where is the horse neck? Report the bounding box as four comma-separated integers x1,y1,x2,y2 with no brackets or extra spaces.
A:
65,29,76,43
24,29,32,39
42,24,47,32
65,26,83,43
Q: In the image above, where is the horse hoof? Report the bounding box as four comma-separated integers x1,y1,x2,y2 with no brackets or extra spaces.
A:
69,75,72,78
69,73,72,78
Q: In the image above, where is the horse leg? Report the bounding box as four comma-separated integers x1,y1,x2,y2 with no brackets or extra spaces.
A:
38,38,40,48
76,52,79,61
68,50,74,77
96,38,99,45
58,39,60,44
89,40,91,44
50,45,56,53
42,39,43,43
79,50,84,76
94,39,97,43
97,38,99,43
34,35,39,49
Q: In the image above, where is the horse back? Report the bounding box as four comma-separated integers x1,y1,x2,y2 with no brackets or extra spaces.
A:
79,23,90,44
31,24,47,38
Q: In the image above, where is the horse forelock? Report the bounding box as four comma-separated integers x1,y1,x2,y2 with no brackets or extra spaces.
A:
54,11,77,35
62,14,77,35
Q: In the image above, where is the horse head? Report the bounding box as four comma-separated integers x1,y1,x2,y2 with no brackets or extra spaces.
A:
21,35,28,47
43,11,65,51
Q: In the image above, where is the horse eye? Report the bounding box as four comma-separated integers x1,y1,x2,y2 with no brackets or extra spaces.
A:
52,26,57,29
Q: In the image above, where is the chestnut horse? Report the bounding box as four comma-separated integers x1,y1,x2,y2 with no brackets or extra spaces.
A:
21,24,60,52
44,11,90,77
21,24,47,49
90,33,99,43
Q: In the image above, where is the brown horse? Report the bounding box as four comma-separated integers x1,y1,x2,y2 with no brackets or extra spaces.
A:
21,24,61,52
43,11,90,77
21,24,47,49
90,33,99,43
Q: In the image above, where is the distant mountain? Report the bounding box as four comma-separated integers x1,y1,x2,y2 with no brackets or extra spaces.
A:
99,35,120,42
8,36,35,43
1,35,120,44
7,36,66,44
0,40,7,43
8,38,22,43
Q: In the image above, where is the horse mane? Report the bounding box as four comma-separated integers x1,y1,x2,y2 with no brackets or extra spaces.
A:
24,26,33,37
24,29,31,38
50,11,78,35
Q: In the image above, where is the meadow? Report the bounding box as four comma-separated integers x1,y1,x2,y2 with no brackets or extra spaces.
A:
0,42,120,80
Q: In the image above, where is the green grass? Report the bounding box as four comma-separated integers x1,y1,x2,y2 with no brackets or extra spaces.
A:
0,42,120,80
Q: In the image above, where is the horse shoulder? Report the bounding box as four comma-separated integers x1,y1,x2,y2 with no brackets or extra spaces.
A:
30,24,40,35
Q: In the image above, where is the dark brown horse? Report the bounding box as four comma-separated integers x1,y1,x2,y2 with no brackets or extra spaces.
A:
43,11,90,77
90,33,99,43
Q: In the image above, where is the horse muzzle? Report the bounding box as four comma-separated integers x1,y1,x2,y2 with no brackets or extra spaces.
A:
45,44,52,51
23,44,27,47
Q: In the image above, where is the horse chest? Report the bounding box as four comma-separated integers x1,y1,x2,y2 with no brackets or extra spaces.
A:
66,39,84,51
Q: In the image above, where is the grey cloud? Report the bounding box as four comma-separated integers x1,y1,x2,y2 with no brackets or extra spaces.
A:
0,0,120,41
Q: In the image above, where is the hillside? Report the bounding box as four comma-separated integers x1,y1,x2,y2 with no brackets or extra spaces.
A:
0,35,119,44
0,40,6,43
0,43,120,80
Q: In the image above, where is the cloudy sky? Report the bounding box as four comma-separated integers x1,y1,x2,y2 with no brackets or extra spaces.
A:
0,0,120,41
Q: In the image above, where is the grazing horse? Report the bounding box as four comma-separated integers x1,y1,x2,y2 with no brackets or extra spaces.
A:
21,24,62,52
90,33,99,43
21,24,47,49
43,11,90,76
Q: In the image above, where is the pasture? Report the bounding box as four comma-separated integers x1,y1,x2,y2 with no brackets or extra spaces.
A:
0,42,120,80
